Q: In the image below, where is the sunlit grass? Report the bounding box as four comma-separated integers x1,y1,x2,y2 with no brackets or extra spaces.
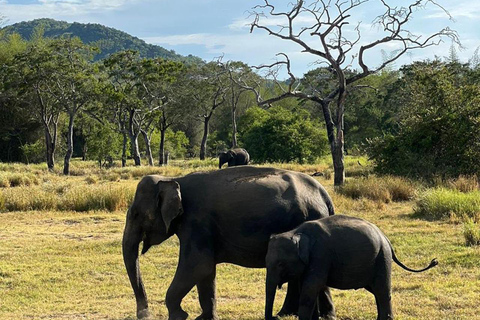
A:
337,175,418,203
463,219,480,246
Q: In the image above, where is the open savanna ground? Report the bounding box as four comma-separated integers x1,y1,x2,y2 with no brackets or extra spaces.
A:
0,159,479,320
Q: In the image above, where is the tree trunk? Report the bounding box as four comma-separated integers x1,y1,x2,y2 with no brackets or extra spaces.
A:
128,110,141,166
164,151,169,165
44,125,56,171
199,116,211,161
130,133,141,166
320,100,345,186
231,107,238,148
231,87,238,148
63,113,75,175
141,130,154,166
332,136,345,186
82,142,87,161
159,128,166,166
122,131,128,167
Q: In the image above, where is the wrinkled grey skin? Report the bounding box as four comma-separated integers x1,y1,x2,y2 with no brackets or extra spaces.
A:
218,148,250,169
265,215,438,320
122,166,334,320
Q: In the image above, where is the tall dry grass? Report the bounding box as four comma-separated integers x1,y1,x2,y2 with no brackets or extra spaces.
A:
0,182,136,213
337,175,418,203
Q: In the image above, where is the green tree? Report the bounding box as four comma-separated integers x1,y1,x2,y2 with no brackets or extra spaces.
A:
104,50,144,166
135,57,184,166
0,32,37,163
239,106,328,163
47,38,100,175
85,122,123,167
3,37,61,170
186,61,228,160
368,61,480,178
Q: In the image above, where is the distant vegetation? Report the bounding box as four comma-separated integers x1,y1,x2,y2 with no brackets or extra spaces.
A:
0,19,478,184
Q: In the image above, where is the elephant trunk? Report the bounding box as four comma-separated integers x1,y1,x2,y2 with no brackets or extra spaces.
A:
122,221,150,319
265,272,278,320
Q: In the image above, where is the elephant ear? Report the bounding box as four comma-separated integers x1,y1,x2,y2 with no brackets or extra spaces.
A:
227,149,236,159
292,234,310,266
156,180,183,234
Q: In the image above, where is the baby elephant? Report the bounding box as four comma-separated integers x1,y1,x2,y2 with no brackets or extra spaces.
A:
265,215,438,320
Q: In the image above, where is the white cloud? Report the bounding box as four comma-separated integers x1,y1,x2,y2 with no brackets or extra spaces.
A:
0,0,140,23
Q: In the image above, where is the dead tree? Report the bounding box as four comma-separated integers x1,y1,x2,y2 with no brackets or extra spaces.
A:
247,0,459,185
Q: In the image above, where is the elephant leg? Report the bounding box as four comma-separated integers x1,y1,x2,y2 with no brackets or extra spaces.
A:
298,266,331,320
298,283,322,320
370,262,393,320
166,247,215,320
311,299,319,320
318,287,336,319
277,280,300,317
195,267,218,320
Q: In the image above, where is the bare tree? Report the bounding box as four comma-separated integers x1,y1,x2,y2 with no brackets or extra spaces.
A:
247,0,459,185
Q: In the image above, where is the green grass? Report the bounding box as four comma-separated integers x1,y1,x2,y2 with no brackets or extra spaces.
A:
0,159,478,319
414,188,480,222
463,220,480,246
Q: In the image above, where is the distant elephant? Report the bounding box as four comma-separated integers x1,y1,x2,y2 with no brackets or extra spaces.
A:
122,166,335,320
218,148,250,169
265,215,438,320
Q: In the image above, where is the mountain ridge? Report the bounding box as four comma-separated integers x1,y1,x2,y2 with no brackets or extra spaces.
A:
1,18,202,63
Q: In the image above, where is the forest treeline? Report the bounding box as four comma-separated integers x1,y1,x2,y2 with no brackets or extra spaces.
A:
0,29,479,179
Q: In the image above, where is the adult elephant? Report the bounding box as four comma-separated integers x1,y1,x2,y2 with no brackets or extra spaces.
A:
122,166,334,320
218,148,250,169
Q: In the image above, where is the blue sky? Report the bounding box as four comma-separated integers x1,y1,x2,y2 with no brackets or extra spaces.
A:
1,0,479,76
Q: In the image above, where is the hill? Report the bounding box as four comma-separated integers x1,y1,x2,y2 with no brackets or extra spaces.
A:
1,18,202,63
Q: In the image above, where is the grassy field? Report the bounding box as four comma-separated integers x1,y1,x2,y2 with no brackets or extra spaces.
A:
0,159,479,319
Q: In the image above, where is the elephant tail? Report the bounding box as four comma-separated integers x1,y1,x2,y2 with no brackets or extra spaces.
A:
390,246,438,273
326,199,335,216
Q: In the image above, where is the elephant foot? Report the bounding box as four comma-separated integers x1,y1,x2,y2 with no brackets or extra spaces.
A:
168,310,188,320
137,308,150,319
194,313,218,320
277,310,298,317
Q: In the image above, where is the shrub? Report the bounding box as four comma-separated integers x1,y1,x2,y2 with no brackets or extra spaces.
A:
85,175,98,184
463,220,480,246
448,175,479,193
20,141,45,164
0,172,40,188
337,175,417,203
415,188,480,221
